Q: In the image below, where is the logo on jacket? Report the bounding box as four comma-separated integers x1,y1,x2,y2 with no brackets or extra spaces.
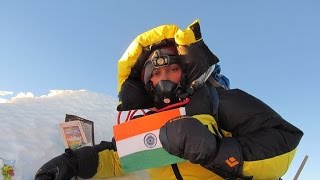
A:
225,157,239,168
144,133,157,148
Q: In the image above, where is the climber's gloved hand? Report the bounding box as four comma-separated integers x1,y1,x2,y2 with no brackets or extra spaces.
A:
159,117,218,164
35,146,98,180
159,117,247,179
35,141,116,180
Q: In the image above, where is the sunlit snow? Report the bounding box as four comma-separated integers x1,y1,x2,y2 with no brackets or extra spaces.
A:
0,90,148,179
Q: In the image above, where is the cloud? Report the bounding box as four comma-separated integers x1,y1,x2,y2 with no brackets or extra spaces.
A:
0,90,89,104
44,89,87,97
7,92,34,103
15,92,34,98
0,98,8,103
0,91,13,103
0,91,13,96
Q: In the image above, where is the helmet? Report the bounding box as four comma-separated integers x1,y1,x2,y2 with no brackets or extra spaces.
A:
143,46,187,108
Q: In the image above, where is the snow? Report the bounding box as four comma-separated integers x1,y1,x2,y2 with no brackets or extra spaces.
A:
0,90,148,180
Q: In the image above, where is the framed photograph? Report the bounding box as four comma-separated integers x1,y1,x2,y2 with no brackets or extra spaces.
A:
59,121,88,149
65,114,95,145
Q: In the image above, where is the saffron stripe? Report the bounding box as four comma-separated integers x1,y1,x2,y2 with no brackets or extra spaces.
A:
114,107,185,141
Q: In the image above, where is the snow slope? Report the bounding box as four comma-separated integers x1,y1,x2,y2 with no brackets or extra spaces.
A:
0,90,148,179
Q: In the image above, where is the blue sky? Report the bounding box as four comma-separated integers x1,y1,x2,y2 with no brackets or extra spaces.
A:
1,0,319,179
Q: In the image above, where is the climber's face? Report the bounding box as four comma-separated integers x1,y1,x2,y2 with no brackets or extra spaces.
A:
143,47,184,107
150,64,182,87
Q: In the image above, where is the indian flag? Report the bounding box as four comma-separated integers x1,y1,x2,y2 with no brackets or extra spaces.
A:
113,107,186,173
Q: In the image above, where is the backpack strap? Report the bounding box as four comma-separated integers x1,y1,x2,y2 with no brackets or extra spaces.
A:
206,82,225,138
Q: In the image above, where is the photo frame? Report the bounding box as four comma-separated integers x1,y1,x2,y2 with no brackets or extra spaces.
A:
65,114,95,145
59,121,88,149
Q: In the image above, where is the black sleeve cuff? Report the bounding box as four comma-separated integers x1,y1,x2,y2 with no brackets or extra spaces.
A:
93,139,117,152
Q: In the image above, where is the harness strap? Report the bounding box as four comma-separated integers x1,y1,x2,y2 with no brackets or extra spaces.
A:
171,164,183,180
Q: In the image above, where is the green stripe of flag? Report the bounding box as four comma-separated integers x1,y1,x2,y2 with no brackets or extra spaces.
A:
120,147,185,173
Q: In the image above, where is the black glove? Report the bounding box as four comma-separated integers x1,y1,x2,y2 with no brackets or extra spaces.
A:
159,117,218,164
35,141,116,180
159,117,247,180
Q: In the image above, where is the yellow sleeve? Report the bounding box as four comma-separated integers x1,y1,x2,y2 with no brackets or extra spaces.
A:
242,148,297,179
93,149,124,178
